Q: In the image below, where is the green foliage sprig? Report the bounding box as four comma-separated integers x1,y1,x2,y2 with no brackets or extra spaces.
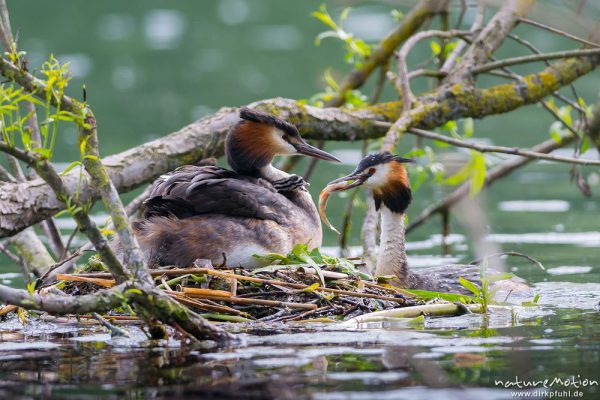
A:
312,5,372,68
458,259,513,314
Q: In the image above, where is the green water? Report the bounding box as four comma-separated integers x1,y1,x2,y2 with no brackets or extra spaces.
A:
1,1,600,398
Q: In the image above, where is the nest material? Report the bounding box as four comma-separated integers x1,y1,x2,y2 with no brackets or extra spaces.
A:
59,263,424,323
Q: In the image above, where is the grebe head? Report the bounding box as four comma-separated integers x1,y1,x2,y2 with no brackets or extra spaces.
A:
326,152,414,213
226,108,340,174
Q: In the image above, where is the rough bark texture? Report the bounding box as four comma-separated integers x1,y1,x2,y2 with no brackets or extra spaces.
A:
444,0,536,84
8,228,55,276
0,283,130,314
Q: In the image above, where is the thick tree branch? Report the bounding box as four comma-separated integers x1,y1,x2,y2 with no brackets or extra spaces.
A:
78,113,147,280
0,140,133,282
0,282,130,314
1,49,598,237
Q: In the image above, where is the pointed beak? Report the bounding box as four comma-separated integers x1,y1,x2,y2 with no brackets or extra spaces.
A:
293,142,341,163
325,171,370,192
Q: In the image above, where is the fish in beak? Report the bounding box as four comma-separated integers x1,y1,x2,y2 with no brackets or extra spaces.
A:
318,170,372,234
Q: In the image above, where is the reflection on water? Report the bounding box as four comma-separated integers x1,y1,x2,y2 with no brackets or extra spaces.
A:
1,294,599,399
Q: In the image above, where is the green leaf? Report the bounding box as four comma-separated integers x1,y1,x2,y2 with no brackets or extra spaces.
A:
340,7,352,21
309,247,325,264
309,264,326,287
311,5,337,30
407,314,426,327
444,160,472,185
459,276,481,296
548,121,564,142
469,152,486,197
302,282,321,293
79,135,89,156
463,118,474,138
433,139,450,148
60,160,82,176
558,106,573,127
323,69,340,92
580,137,590,154
390,9,404,21
533,293,540,303
486,272,513,282
351,38,371,58
441,120,458,135
429,40,441,56
33,147,51,159
26,281,36,296
406,288,475,303
545,97,558,113
21,128,32,149
292,243,316,265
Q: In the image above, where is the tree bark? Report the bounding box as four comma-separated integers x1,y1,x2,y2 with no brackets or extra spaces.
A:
1,49,599,238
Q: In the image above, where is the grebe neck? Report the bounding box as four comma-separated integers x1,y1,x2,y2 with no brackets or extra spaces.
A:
259,164,290,181
375,206,409,286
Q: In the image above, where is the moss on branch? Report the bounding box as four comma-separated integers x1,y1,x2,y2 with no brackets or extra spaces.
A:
0,50,598,238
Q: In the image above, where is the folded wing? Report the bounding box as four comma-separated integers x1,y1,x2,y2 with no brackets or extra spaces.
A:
142,165,293,223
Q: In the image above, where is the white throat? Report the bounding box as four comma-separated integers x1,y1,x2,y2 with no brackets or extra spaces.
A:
374,206,409,286
259,164,290,181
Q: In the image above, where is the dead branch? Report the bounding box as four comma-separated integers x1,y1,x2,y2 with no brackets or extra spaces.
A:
471,48,600,74
405,127,600,166
397,29,471,112
518,17,600,48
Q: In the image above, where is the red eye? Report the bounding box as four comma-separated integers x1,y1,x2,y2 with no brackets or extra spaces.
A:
368,167,376,175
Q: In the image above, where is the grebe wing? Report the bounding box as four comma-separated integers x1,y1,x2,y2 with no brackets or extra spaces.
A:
142,165,292,222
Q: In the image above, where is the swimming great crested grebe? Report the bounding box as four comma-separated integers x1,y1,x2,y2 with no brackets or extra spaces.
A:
320,152,529,295
134,108,340,268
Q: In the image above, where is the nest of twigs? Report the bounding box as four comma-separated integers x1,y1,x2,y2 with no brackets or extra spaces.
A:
57,258,423,323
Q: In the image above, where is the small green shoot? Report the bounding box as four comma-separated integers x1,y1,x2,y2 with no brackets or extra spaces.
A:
521,293,541,307
458,259,513,314
253,243,372,280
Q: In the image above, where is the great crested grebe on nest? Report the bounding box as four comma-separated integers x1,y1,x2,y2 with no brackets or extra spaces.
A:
319,151,530,295
134,108,340,268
